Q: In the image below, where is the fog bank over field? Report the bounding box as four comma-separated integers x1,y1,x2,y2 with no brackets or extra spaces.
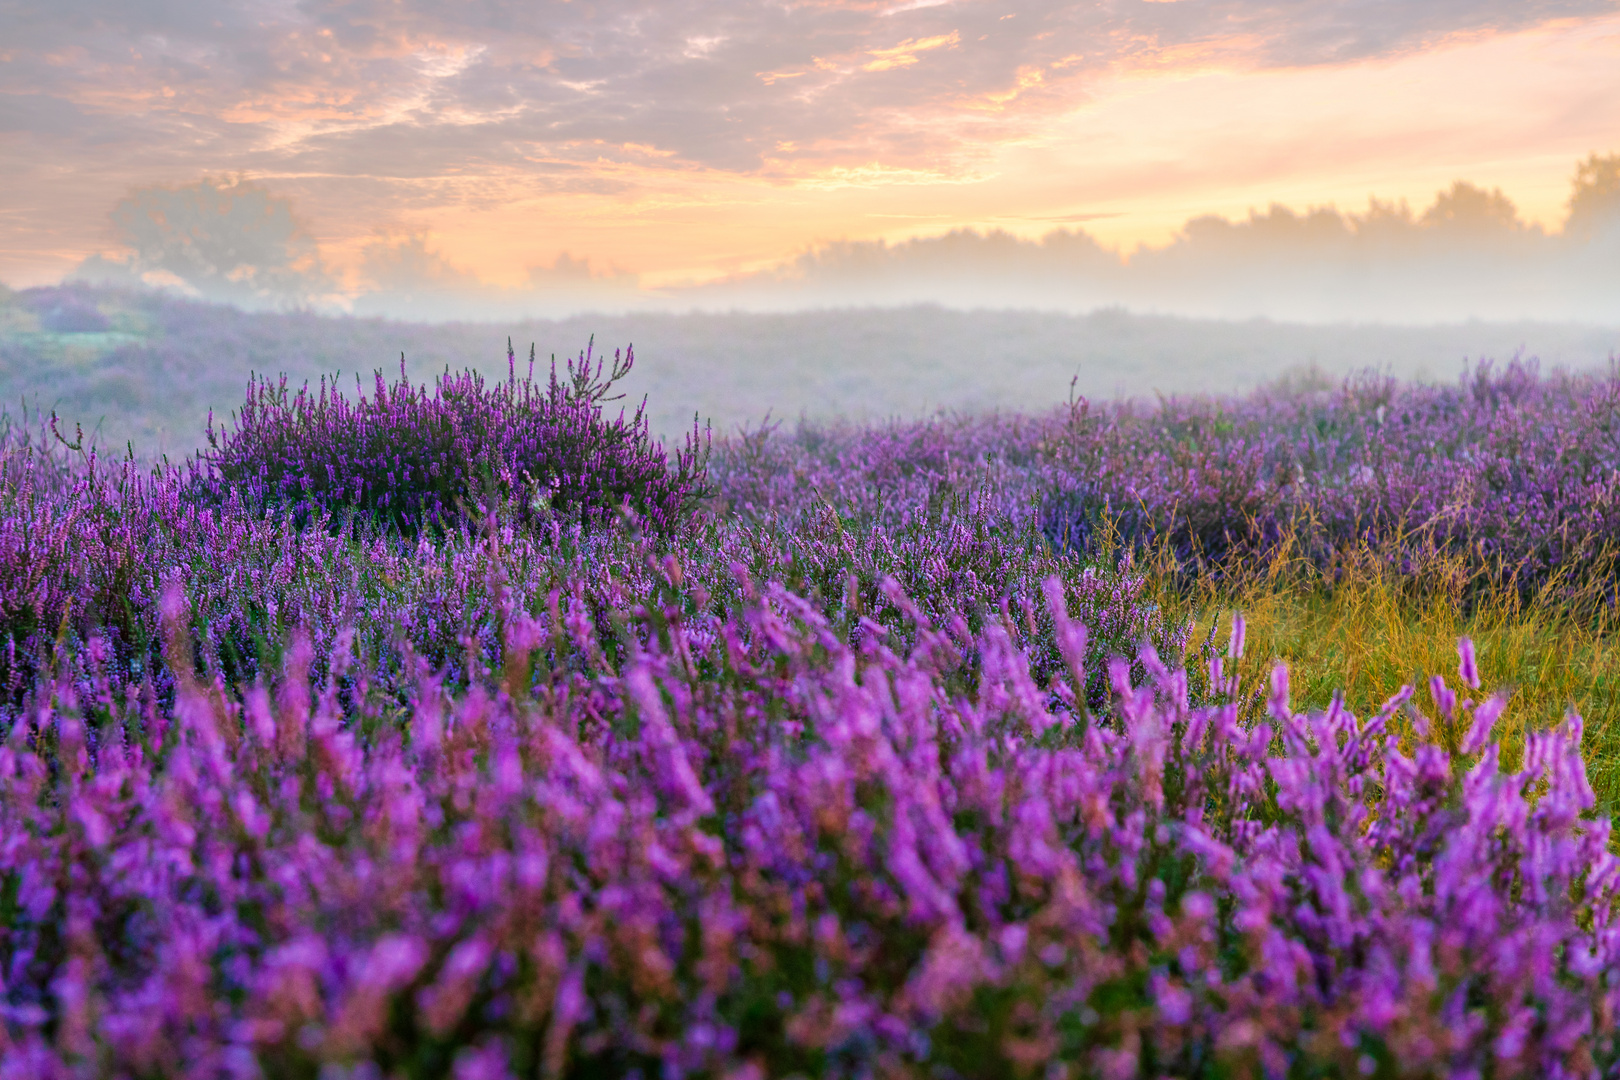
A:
64,155,1620,325
668,164,1620,322
3,283,1617,462
676,205,1620,323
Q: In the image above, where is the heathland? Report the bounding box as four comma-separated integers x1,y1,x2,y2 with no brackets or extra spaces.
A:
7,280,1620,458
3,285,1620,1076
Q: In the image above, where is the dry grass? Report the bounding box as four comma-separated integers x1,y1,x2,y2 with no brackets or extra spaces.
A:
1141,532,1620,810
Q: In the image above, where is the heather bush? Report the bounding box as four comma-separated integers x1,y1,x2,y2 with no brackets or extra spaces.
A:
189,338,711,538
1035,359,1620,601
708,358,1620,604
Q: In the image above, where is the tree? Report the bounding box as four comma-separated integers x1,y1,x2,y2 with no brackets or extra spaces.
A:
1565,152,1620,240
1419,181,1523,235
106,176,332,307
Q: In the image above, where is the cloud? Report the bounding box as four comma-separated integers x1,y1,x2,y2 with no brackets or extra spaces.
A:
0,92,93,135
4,0,1614,194
861,31,961,72
12,1,1619,311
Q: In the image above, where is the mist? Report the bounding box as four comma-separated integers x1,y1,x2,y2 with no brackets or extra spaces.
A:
697,187,1619,323
663,161,1620,322
5,282,1620,466
66,155,1620,325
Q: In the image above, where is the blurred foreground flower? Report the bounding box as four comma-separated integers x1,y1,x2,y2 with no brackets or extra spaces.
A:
1,576,1614,1078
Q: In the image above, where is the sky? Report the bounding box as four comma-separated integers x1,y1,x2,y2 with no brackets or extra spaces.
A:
3,0,1620,318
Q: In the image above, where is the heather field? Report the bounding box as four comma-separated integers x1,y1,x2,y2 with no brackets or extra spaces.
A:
5,339,1620,1077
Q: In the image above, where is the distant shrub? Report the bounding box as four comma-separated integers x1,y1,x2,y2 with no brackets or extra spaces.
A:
40,301,110,334
24,285,112,333
189,338,710,537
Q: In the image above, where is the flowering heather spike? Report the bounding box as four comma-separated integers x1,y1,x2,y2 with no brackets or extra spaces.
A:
1429,672,1457,723
1228,612,1245,659
1268,660,1290,717
1041,574,1088,701
1459,635,1481,690
1462,693,1508,756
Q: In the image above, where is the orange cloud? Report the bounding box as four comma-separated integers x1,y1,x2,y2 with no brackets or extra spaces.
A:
976,65,1047,110
862,31,960,72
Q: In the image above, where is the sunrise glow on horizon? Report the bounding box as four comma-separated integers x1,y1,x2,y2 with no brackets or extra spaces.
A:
3,1,1619,293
